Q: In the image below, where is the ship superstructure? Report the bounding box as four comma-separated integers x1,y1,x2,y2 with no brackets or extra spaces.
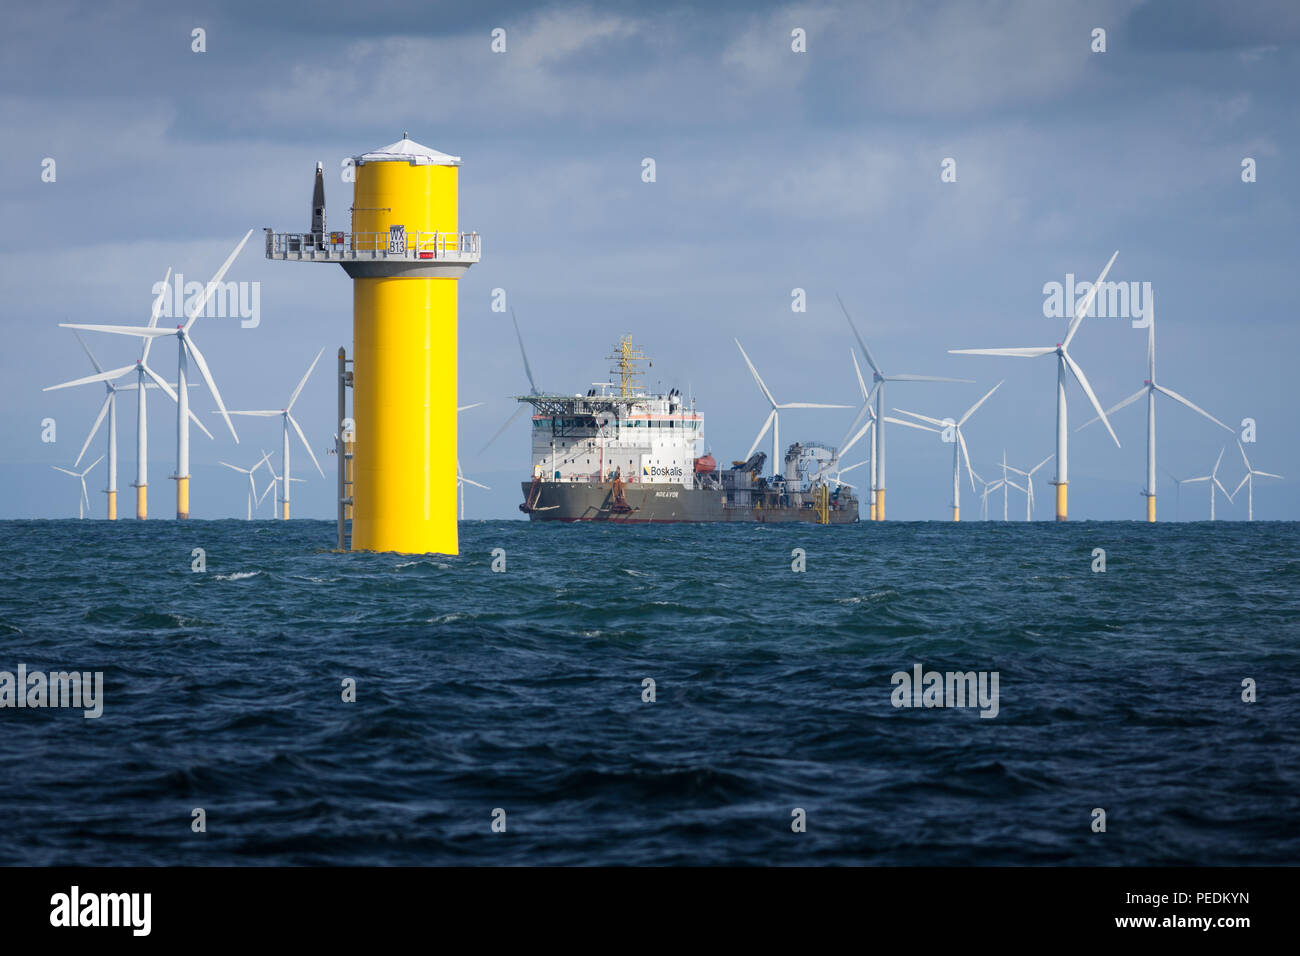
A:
518,337,859,523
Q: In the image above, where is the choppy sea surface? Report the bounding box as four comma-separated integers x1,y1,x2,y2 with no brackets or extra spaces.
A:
0,518,1296,866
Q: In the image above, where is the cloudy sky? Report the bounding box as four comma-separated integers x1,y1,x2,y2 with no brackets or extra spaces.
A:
2,0,1297,520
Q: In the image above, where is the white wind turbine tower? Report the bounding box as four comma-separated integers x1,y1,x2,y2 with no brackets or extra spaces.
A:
52,455,104,519
1232,442,1282,521
950,251,1122,521
219,451,272,520
1076,304,1231,521
734,339,848,477
225,348,326,519
1005,454,1054,521
63,232,253,518
837,295,971,520
894,380,1002,521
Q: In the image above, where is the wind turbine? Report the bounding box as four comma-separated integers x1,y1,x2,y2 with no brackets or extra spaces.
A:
259,449,304,518
43,333,136,521
894,380,1002,521
482,310,542,452
978,477,1004,521
62,232,253,518
837,295,971,520
734,339,848,478
44,272,196,519
1181,448,1233,520
832,351,878,517
1005,454,1054,521
225,348,326,519
219,451,272,520
950,251,1122,521
1165,469,1197,521
52,455,104,519
1076,303,1231,521
1232,442,1282,521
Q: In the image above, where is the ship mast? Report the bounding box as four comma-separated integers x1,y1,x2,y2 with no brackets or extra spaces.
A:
607,335,648,398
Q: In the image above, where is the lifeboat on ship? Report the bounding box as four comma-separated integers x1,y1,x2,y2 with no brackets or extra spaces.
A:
694,454,717,474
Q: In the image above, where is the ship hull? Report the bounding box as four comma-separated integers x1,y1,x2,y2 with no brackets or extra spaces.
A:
521,481,860,523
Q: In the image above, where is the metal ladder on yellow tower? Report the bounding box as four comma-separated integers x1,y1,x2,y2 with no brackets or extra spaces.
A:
336,347,355,551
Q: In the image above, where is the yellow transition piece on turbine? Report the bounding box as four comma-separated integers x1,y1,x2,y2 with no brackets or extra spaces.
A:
349,157,461,555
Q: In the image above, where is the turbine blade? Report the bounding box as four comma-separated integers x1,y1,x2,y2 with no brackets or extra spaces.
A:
183,338,238,442
1256,471,1283,480
74,393,113,467
458,402,485,412
1063,351,1120,448
225,410,282,417
143,267,172,364
735,340,778,408
1238,440,1251,472
218,461,247,473
72,330,105,374
51,466,78,477
777,402,850,409
481,404,528,453
957,429,975,492
850,351,869,399
287,347,326,412
882,415,938,433
288,413,324,477
43,364,137,391
746,409,776,460
948,347,1055,358
1076,386,1146,432
511,310,539,394
887,373,974,383
462,478,490,490
140,363,179,405
835,294,883,377
840,418,873,458
1154,384,1232,432
836,403,872,452
183,230,254,332
59,323,174,338
957,379,1003,426
1063,250,1119,349
893,408,946,427
1233,474,1249,497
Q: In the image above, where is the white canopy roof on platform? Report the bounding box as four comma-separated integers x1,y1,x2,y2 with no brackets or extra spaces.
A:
355,134,461,166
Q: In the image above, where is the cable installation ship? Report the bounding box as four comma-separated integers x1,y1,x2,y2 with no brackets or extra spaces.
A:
518,337,860,523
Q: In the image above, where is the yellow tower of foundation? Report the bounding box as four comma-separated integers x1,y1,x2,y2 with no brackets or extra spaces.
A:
266,134,480,555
